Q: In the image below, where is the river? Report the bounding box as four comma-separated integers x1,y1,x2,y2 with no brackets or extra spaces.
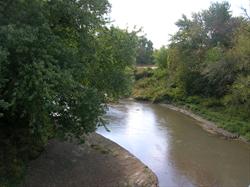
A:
97,100,250,187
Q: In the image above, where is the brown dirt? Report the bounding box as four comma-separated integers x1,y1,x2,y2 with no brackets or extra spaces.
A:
20,133,158,187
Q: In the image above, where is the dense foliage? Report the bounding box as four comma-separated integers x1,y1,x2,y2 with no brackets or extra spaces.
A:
153,46,168,68
136,36,154,65
0,0,138,185
133,2,250,140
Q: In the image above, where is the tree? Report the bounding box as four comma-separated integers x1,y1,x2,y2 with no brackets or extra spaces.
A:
230,22,250,76
85,26,138,98
136,36,154,65
167,2,243,97
202,2,232,47
224,20,250,115
153,46,168,68
0,0,138,184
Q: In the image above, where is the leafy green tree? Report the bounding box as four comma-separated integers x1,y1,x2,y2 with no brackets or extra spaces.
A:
204,47,224,64
230,22,250,76
229,75,250,116
202,2,232,47
168,2,243,97
85,26,138,98
136,36,154,65
224,20,250,115
0,0,137,184
153,46,168,68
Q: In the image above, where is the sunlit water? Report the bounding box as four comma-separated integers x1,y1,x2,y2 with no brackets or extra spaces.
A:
97,100,250,187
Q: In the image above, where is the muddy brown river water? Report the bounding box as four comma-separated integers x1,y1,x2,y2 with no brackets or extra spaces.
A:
97,100,250,187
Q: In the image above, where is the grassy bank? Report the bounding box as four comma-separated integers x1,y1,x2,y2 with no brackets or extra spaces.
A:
132,68,250,141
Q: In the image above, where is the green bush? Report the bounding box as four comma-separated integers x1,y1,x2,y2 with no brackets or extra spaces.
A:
134,68,154,80
185,96,203,105
201,98,223,108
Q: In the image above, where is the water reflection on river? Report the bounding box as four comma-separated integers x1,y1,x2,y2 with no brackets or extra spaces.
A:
97,100,250,187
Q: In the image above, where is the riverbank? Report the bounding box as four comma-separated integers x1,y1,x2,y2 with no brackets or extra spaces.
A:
133,97,249,144
160,103,249,142
21,133,158,187
132,68,250,142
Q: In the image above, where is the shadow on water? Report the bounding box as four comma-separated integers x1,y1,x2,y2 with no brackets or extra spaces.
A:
97,100,250,187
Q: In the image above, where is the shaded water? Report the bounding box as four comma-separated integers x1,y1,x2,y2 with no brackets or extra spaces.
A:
97,100,250,187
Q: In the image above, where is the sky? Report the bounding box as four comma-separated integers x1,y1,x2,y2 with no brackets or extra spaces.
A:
108,0,250,49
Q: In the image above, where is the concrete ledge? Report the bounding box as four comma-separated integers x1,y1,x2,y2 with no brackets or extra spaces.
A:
21,133,158,187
